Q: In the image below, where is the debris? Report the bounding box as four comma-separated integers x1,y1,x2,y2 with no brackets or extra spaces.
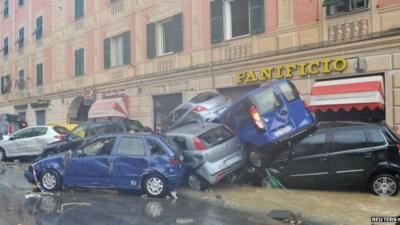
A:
60,202,91,212
267,210,304,225
176,218,195,224
13,159,20,164
25,192,58,199
170,190,178,199
215,194,223,199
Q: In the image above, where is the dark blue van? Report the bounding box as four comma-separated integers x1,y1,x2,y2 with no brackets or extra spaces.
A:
219,79,316,168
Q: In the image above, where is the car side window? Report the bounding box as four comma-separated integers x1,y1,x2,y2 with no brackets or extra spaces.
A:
88,123,108,136
333,129,368,152
168,136,188,152
108,122,125,133
32,127,48,137
124,120,144,132
222,111,235,129
234,100,252,128
368,128,386,147
12,128,34,139
278,81,299,102
83,137,116,156
117,137,146,156
147,139,166,155
292,132,327,157
71,125,88,140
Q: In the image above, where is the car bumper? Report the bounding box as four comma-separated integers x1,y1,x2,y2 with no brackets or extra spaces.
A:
24,170,37,185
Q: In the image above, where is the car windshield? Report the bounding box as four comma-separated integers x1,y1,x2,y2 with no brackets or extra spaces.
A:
198,126,234,149
53,126,70,135
162,107,190,131
252,87,281,114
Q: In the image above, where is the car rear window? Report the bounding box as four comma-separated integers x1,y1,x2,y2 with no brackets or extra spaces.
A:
253,87,281,114
368,128,386,147
189,92,219,104
278,81,299,102
53,126,70,135
198,126,234,149
162,107,190,130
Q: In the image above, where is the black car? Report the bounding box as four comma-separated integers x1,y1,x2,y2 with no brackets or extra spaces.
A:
42,118,152,157
268,122,400,196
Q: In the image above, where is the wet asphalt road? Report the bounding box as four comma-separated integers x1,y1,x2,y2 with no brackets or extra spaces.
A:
0,162,279,225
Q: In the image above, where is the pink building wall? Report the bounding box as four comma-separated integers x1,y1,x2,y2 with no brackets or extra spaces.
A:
266,0,278,33
87,31,95,75
294,0,319,26
378,0,400,8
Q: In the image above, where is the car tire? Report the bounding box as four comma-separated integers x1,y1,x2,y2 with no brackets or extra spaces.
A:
369,174,400,196
0,149,6,162
144,174,167,198
40,170,62,192
187,173,208,191
248,147,264,168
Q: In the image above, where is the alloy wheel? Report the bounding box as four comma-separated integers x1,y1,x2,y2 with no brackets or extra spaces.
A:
373,176,397,196
188,174,202,191
146,177,164,196
42,172,57,191
249,151,263,168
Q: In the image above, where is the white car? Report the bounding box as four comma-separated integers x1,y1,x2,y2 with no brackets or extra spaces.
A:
0,126,70,161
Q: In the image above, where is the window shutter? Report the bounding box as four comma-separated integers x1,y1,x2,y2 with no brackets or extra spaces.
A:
122,31,131,65
104,38,111,69
250,0,265,35
36,17,43,40
210,0,224,44
146,23,156,59
36,64,43,86
19,28,24,48
75,0,84,20
75,49,84,76
173,13,183,53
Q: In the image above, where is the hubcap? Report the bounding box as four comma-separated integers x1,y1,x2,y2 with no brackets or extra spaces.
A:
373,177,397,196
249,151,262,168
146,177,164,196
188,175,201,190
42,172,57,190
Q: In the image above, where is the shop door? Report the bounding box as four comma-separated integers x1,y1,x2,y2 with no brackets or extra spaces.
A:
36,110,46,125
153,93,182,130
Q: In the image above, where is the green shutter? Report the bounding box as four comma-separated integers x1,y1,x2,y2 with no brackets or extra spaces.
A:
173,13,183,53
146,23,156,59
104,38,111,69
36,17,43,40
75,0,84,20
250,0,265,35
4,0,8,17
75,49,84,76
210,0,224,44
123,31,131,65
36,64,43,86
19,28,24,48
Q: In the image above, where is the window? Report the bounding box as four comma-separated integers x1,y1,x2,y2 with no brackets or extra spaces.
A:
117,137,146,156
278,81,299,102
18,112,26,121
74,48,85,76
36,63,43,86
75,0,84,20
18,0,24,7
35,16,43,40
104,31,130,69
222,111,235,130
18,27,24,48
333,129,368,152
147,139,165,155
253,87,281,114
368,129,386,147
4,0,8,17
3,37,9,56
83,137,116,156
12,128,33,139
1,75,11,94
326,0,369,16
32,127,48,136
198,126,234,149
18,70,25,90
36,110,45,125
146,13,183,59
234,100,252,127
211,0,264,44
87,123,108,136
293,132,327,157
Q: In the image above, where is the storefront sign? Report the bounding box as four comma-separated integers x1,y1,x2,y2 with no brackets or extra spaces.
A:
103,89,126,99
82,88,96,106
235,58,348,84
31,99,49,108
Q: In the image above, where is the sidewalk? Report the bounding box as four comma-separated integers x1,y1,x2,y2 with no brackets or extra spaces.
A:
179,184,400,225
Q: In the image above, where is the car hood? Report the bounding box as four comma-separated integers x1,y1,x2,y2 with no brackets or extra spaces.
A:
33,154,65,169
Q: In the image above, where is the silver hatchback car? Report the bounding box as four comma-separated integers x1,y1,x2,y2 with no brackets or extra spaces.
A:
160,92,232,133
166,123,246,190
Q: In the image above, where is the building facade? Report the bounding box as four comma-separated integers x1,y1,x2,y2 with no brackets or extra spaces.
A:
0,0,399,129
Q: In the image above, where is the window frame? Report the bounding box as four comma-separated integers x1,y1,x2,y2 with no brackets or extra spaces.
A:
74,48,85,77
3,37,9,56
224,0,251,40
332,128,369,152
75,0,84,21
116,137,147,156
36,63,43,86
4,0,9,17
18,27,24,48
157,18,175,56
326,0,369,17
18,69,25,90
35,16,43,40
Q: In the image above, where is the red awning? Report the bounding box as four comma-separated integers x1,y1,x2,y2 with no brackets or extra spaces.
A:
88,97,129,119
309,76,384,112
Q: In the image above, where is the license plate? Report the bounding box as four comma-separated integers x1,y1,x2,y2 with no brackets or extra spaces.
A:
273,126,292,137
225,155,241,166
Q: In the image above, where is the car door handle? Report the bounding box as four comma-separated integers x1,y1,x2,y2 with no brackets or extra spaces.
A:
364,153,373,159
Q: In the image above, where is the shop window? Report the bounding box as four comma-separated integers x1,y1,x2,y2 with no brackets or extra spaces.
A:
36,63,43,86
18,27,24,49
36,110,46,126
75,0,84,20
35,16,43,40
104,31,130,69
325,0,368,17
74,48,85,76
4,0,8,17
1,75,11,94
18,70,25,90
146,13,183,59
3,37,9,56
211,0,265,44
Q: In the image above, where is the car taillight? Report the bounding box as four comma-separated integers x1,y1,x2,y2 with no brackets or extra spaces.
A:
192,105,207,112
53,135,65,141
397,144,400,153
169,157,180,166
193,137,206,151
249,105,265,130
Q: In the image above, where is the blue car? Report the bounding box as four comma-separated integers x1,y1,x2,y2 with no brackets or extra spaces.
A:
219,79,316,168
24,134,182,197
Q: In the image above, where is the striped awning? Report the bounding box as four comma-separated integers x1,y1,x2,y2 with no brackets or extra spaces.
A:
88,97,129,119
309,76,385,112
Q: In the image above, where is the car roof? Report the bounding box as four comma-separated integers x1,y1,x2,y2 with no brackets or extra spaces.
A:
166,123,222,136
317,121,382,129
89,133,161,139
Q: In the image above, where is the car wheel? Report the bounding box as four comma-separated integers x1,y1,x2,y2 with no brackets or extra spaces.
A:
144,174,167,198
40,170,62,192
370,174,399,196
0,149,6,162
248,147,263,168
187,173,208,191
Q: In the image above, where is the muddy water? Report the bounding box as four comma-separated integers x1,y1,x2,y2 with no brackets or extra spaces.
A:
182,184,400,225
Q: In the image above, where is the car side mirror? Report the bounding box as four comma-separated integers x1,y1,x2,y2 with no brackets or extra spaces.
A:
9,136,15,141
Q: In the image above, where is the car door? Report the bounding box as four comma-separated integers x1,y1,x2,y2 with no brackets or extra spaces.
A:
111,136,149,189
3,128,34,156
63,137,116,188
329,127,374,186
283,129,330,188
29,127,49,155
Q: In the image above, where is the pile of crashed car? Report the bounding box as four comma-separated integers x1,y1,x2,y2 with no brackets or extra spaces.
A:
1,79,399,197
